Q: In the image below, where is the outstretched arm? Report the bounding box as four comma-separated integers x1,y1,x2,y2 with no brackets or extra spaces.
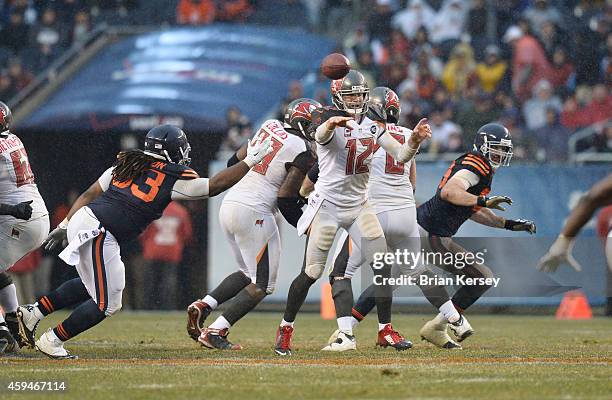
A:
378,118,431,163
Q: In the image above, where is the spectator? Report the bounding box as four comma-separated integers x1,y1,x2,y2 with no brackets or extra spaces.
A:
583,84,612,124
56,0,80,25
391,0,435,40
427,108,462,154
367,0,394,42
30,8,62,50
548,47,575,91
592,124,612,153
504,25,552,101
441,43,476,97
533,107,571,162
176,0,215,25
413,63,437,101
522,0,562,37
467,0,490,57
139,201,193,310
455,93,500,147
8,0,37,25
220,106,251,153
475,45,507,93
0,12,30,53
522,80,562,131
344,24,371,64
538,21,563,60
408,46,443,81
0,71,15,100
355,50,379,87
429,0,469,46
217,0,252,23
7,58,33,91
601,33,612,83
560,94,589,130
70,10,92,45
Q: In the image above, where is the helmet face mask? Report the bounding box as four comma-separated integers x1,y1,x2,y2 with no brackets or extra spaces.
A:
331,70,370,116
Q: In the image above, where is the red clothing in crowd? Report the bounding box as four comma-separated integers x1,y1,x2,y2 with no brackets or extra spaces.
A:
177,0,216,25
548,63,574,89
140,201,193,264
512,35,552,100
584,95,612,124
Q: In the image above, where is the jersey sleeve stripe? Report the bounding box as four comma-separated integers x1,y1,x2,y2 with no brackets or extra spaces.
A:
465,155,490,172
461,160,488,176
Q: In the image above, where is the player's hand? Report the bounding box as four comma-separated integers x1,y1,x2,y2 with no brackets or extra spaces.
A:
9,200,33,220
504,219,536,234
478,195,512,211
244,136,273,168
325,116,353,130
42,226,68,251
538,236,582,273
410,118,432,145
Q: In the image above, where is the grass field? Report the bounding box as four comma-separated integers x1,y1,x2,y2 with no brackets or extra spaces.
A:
1,311,611,400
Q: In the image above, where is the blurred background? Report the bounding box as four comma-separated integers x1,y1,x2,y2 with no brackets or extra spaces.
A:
1,0,610,313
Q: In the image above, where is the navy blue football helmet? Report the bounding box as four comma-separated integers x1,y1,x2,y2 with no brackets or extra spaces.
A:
144,125,191,166
473,123,513,167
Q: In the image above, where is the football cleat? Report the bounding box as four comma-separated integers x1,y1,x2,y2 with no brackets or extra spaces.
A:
4,313,26,349
16,305,40,349
419,317,462,349
198,328,242,350
274,325,294,356
0,325,19,354
376,324,412,351
326,328,340,345
449,314,474,342
35,329,77,359
321,331,356,352
187,300,212,342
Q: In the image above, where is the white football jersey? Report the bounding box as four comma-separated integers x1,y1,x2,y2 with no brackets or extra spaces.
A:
223,119,308,214
315,115,385,207
0,133,48,223
367,123,415,212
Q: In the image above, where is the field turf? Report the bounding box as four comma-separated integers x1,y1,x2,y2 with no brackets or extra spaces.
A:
1,311,611,400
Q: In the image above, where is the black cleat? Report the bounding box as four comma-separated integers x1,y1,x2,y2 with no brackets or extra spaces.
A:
198,328,242,350
0,326,19,354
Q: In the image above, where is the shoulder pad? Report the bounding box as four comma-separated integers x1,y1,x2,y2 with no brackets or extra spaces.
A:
457,153,492,177
161,162,200,180
259,119,288,138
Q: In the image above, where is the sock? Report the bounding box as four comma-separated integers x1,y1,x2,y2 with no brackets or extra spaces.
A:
337,316,353,335
222,286,266,326
352,284,377,320
53,299,106,342
202,295,218,310
331,278,353,318
373,264,393,325
0,283,18,313
280,319,294,327
32,305,45,320
282,271,316,323
48,329,62,343
37,278,90,316
452,283,491,311
439,300,460,323
209,271,251,307
208,316,231,331
350,317,359,328
378,323,388,331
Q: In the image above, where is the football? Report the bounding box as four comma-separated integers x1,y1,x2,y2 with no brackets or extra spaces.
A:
320,53,351,80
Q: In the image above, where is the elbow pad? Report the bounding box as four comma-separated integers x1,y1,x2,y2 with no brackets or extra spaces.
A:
277,197,306,227
227,152,240,167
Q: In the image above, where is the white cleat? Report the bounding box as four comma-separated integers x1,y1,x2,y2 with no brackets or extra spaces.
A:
321,331,356,352
17,304,40,349
448,314,474,342
326,329,340,345
419,316,462,349
35,329,77,360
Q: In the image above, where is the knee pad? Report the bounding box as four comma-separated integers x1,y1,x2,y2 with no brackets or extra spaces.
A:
0,272,13,289
359,212,384,239
304,263,325,280
313,224,337,252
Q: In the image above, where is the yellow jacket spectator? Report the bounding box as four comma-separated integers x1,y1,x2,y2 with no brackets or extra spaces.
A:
476,45,508,93
442,43,476,96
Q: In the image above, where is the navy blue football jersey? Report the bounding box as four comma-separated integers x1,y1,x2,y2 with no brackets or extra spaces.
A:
417,152,494,237
88,161,198,243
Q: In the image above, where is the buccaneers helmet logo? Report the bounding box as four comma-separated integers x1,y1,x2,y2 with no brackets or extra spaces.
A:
385,90,400,111
291,102,316,122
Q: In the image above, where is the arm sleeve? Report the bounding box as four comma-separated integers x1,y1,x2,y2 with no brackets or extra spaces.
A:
277,197,306,228
377,131,419,163
171,178,210,200
227,152,240,167
98,167,114,192
451,169,480,189
307,163,320,184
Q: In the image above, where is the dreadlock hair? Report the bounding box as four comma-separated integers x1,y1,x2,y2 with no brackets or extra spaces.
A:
112,149,158,183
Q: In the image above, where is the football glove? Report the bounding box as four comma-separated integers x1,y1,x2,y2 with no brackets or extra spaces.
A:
244,136,273,168
42,226,68,251
477,195,512,211
504,219,536,234
538,235,582,273
8,200,33,220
